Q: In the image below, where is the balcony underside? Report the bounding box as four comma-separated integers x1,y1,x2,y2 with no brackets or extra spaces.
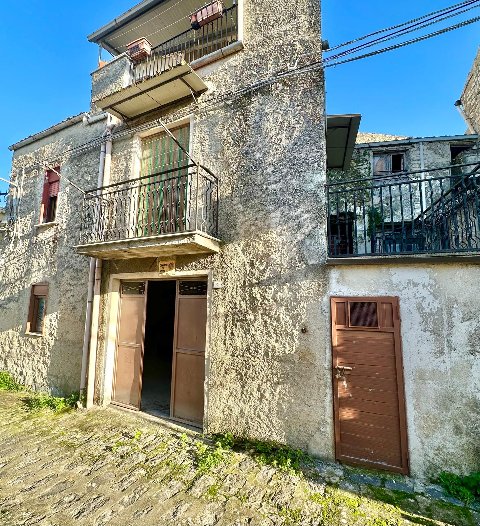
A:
95,63,207,120
76,231,221,260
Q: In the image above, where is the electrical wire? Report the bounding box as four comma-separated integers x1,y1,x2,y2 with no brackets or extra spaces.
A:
324,1,480,62
108,0,185,43
326,0,480,52
323,16,480,69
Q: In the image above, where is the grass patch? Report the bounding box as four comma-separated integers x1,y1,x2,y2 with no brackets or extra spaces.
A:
436,471,480,505
211,433,310,475
23,392,79,414
0,371,25,391
195,435,233,474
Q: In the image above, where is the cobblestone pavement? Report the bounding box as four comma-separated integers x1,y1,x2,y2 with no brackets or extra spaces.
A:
0,391,478,526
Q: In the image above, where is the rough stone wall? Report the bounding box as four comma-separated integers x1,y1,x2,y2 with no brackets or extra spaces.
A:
328,263,480,479
0,119,105,394
461,47,480,134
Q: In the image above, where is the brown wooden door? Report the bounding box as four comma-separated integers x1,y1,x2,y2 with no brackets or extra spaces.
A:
331,297,409,474
171,280,207,425
112,282,148,409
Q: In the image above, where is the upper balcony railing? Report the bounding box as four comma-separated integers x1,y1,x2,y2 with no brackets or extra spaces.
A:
80,164,218,247
327,162,480,258
134,3,238,84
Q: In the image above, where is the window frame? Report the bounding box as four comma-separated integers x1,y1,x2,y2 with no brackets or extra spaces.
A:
40,168,60,225
26,283,49,335
372,151,407,178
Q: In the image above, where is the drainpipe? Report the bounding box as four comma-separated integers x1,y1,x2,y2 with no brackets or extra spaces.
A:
81,115,116,408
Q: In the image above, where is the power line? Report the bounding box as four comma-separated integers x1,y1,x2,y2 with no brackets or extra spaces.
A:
108,0,185,44
324,1,480,62
324,16,480,69
326,0,479,52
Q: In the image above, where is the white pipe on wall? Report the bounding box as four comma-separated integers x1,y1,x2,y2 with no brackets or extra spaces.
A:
81,115,116,407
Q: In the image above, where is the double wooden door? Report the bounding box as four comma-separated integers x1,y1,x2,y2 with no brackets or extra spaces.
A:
331,297,409,474
112,279,207,425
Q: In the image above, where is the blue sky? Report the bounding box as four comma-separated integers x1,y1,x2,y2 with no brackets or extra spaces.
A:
0,0,478,193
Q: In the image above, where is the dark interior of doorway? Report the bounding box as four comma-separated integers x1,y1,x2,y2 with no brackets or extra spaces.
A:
141,280,176,417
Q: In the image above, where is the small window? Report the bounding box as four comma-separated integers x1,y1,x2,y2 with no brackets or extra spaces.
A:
349,301,378,327
27,283,48,334
41,168,60,224
373,152,405,177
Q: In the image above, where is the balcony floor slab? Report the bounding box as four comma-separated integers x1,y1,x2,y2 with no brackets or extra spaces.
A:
76,231,220,259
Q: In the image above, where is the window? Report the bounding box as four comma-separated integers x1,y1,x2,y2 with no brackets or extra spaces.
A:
27,283,48,334
41,168,60,223
373,152,405,177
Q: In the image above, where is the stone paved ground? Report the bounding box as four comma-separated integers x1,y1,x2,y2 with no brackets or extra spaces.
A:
0,391,478,526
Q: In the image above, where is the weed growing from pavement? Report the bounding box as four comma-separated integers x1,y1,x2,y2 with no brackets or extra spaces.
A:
0,372,24,391
23,392,80,413
436,471,480,505
210,432,310,475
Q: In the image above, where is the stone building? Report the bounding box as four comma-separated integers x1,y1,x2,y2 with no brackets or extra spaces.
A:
0,0,479,482
458,46,480,134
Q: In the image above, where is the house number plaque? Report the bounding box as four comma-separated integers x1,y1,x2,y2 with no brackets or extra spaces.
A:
158,259,176,274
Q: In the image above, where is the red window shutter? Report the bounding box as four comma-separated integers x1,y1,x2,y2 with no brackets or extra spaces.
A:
47,169,60,197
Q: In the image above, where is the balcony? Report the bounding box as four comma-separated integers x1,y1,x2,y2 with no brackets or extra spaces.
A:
90,2,239,120
327,163,480,259
76,164,220,259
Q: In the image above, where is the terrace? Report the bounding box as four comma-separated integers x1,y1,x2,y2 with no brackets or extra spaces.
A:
327,162,480,259
89,0,240,120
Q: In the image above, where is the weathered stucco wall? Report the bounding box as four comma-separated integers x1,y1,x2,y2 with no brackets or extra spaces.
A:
0,119,105,394
328,263,480,479
93,0,331,460
461,47,480,134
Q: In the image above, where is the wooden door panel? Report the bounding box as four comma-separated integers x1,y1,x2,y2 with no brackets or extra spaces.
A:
114,344,143,407
338,386,399,405
172,281,207,426
338,363,396,379
172,351,205,423
339,408,399,428
340,375,398,391
337,352,396,368
112,284,147,409
341,420,400,438
117,297,147,344
341,443,402,467
331,296,409,474
339,397,399,416
176,297,207,351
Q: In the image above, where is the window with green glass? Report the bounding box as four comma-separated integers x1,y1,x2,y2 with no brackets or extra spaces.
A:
138,124,190,236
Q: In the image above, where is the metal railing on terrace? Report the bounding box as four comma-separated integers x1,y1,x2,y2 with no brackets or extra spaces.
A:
327,162,480,258
80,164,219,246
134,4,238,83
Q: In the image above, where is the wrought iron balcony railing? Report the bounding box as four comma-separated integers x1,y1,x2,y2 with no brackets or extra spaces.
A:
327,162,480,258
133,4,238,84
80,164,218,246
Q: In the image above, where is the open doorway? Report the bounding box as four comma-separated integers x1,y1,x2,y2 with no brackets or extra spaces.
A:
111,278,207,427
141,280,176,417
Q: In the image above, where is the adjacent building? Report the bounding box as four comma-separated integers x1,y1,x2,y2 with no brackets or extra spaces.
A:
0,0,479,481
458,46,480,134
